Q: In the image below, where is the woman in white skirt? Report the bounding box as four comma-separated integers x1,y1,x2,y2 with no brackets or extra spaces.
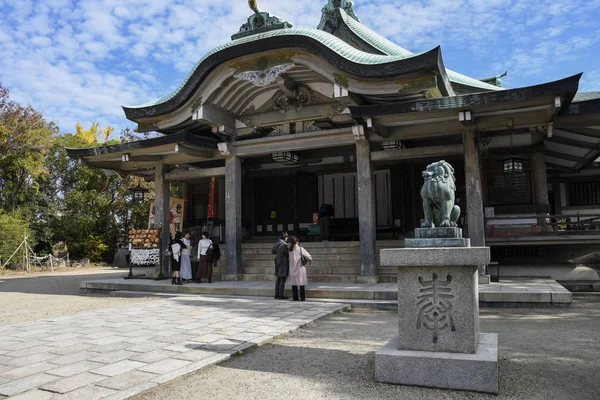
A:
180,231,193,283
288,236,312,301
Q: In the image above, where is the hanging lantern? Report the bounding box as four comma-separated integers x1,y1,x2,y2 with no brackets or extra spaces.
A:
272,152,299,165
503,158,524,174
381,140,404,151
129,184,149,202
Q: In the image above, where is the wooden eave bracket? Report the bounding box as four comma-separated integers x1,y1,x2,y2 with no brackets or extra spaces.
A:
352,125,366,141
174,144,214,159
365,117,390,138
121,153,163,162
458,110,473,125
193,104,237,136
218,142,232,156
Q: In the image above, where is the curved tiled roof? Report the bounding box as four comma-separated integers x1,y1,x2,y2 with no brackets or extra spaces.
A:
573,92,600,102
338,9,502,92
124,28,444,114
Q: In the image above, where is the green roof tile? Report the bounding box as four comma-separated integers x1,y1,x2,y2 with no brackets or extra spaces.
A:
129,27,432,108
340,9,502,92
573,92,600,102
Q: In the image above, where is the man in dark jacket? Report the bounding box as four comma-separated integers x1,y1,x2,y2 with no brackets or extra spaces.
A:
319,203,334,241
271,232,289,299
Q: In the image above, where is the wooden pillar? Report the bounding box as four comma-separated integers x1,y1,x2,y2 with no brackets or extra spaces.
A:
463,128,487,273
154,160,171,279
181,183,190,229
223,151,243,280
356,139,378,283
553,175,563,215
533,152,549,206
533,152,550,231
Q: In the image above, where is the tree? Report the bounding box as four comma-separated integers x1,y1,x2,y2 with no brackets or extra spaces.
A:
0,83,57,212
41,126,155,261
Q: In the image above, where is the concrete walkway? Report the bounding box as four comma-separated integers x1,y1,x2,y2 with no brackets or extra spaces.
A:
0,296,348,399
81,277,572,307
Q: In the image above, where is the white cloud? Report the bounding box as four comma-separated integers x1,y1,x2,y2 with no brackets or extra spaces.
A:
0,0,598,134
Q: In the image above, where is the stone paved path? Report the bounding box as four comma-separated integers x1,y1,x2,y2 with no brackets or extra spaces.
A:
0,296,348,399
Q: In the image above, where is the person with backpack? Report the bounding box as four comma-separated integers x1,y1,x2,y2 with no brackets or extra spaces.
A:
196,232,213,283
205,241,221,283
169,231,187,285
271,232,289,299
319,203,334,241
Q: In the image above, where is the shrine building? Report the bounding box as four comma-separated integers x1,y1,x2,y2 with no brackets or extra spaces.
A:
67,1,600,283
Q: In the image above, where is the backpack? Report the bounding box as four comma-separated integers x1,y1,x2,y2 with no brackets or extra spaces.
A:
206,243,221,264
319,204,328,217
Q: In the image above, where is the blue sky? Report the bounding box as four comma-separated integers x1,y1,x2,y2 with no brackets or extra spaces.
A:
0,0,599,134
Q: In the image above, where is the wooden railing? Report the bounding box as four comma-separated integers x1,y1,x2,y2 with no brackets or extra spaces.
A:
485,213,600,237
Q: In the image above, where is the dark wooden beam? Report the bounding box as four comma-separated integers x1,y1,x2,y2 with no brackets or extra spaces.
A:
484,144,545,157
121,154,162,162
365,117,390,138
546,136,600,150
547,162,577,172
175,144,214,159
371,144,464,162
165,167,226,181
545,151,583,163
555,127,600,139
232,126,360,157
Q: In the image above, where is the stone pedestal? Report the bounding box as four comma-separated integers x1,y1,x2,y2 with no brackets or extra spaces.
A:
376,333,498,393
376,228,498,393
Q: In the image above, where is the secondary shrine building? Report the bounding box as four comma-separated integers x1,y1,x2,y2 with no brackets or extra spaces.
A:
68,1,600,283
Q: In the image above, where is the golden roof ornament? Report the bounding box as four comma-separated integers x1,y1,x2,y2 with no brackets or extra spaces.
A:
248,0,259,13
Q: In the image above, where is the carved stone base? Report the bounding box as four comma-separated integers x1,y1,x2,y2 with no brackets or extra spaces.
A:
375,333,498,394
396,265,479,354
415,227,462,239
405,238,470,248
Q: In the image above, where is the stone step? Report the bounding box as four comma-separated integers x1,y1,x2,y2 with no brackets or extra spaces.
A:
83,278,571,307
243,266,361,275
108,291,398,310
241,274,362,283
242,260,361,268
241,253,362,261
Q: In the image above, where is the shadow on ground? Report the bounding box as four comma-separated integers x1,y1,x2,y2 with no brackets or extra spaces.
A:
131,297,600,400
0,269,142,296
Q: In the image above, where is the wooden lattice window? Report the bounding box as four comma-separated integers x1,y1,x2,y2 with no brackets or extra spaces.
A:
485,160,533,206
567,181,600,206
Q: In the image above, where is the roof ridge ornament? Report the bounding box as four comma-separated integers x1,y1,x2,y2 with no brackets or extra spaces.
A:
318,0,360,33
248,0,259,14
232,3,292,40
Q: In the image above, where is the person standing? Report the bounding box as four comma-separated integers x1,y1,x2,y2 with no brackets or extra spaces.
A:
169,232,186,285
319,203,333,241
196,232,213,283
180,231,193,283
271,232,289,299
288,236,311,301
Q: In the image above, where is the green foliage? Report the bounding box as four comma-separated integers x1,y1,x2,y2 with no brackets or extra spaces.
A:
0,82,158,263
0,83,57,213
0,210,30,267
80,235,111,261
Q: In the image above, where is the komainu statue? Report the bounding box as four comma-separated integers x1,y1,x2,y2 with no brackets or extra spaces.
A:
420,160,460,228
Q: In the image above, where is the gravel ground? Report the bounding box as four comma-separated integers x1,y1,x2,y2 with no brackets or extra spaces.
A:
131,296,600,400
0,267,156,325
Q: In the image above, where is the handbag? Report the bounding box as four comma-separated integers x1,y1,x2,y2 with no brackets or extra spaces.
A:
300,246,309,266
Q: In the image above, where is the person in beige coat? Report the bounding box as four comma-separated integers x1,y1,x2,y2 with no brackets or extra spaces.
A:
288,236,312,301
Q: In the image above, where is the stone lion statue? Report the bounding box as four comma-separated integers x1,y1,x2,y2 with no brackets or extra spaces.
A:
420,160,460,228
